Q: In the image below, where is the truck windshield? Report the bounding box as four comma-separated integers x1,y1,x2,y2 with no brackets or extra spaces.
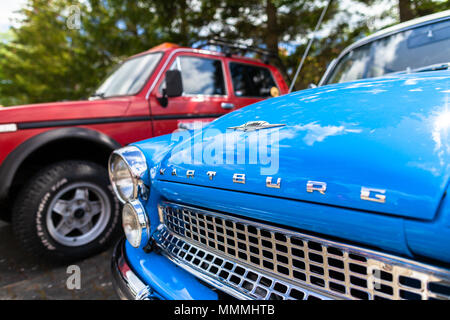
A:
325,18,450,84
93,52,163,98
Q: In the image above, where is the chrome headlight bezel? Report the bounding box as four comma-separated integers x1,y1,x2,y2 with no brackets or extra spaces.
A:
108,146,148,203
122,200,150,248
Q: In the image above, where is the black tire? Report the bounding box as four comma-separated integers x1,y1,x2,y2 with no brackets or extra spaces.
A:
11,160,121,263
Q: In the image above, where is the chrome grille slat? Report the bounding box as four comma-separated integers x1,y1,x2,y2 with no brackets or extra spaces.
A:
157,202,450,300
155,228,332,300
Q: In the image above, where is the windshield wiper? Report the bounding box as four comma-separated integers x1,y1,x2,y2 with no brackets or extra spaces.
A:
409,62,450,74
385,63,450,78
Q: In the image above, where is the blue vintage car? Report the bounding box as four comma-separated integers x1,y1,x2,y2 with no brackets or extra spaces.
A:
109,11,450,300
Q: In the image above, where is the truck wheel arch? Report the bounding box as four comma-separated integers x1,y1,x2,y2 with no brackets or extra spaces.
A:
0,127,122,219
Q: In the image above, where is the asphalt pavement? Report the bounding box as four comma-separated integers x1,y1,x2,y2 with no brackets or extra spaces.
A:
0,221,117,300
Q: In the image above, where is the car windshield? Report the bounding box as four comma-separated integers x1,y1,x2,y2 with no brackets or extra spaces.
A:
93,52,163,98
325,18,450,84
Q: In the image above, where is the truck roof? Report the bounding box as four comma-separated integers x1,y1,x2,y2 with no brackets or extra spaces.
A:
129,42,267,64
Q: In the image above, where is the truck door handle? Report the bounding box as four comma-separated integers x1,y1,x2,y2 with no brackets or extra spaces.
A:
221,103,235,110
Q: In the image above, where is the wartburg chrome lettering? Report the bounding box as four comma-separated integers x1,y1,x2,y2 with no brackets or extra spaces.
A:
186,170,195,178
266,177,281,189
233,174,246,184
307,181,327,195
161,167,387,203
206,171,216,180
228,121,286,132
360,187,386,203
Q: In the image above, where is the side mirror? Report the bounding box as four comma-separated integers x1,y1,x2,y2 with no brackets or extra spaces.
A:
166,70,183,97
308,83,317,89
157,70,183,108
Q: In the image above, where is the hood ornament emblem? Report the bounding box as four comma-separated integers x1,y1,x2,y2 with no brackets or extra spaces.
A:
228,121,285,132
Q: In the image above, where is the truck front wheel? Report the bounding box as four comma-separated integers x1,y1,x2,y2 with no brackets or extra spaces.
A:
11,160,121,263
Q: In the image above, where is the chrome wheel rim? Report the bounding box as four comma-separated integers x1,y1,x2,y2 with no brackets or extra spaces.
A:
46,182,111,247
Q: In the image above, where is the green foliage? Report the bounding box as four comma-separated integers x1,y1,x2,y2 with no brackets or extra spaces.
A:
0,0,224,106
400,0,450,21
0,0,448,106
0,30,13,43
0,0,94,105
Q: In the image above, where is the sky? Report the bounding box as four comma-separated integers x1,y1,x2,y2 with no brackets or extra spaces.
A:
0,0,27,33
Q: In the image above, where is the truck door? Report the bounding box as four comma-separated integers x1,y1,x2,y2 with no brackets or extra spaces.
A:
149,53,231,136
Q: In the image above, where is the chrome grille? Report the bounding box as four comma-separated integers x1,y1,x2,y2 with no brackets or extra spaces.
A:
158,202,450,300
156,229,330,300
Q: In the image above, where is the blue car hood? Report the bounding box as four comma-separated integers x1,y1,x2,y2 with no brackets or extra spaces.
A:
159,71,450,221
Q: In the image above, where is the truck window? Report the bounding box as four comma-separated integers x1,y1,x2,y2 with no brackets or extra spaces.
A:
168,56,226,96
94,52,162,98
229,62,277,97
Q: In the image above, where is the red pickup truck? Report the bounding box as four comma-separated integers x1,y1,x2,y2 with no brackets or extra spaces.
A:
0,42,288,262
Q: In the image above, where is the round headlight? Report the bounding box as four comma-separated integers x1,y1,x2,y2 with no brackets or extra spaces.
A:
122,201,149,248
110,154,134,202
109,146,148,203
